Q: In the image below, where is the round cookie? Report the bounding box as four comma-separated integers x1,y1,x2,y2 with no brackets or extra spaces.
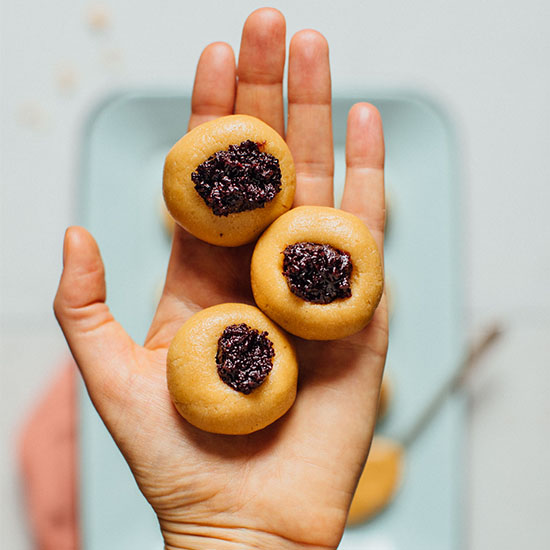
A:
167,303,298,435
163,115,296,247
251,206,384,340
347,437,404,525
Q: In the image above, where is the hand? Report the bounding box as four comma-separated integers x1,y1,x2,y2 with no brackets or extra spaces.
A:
54,8,388,550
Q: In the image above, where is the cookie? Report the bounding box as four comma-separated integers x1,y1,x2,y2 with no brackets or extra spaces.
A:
347,437,404,525
163,115,296,247
167,303,298,435
251,206,384,340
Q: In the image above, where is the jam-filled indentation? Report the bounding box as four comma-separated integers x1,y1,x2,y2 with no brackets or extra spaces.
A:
192,140,282,217
282,242,353,304
216,323,275,394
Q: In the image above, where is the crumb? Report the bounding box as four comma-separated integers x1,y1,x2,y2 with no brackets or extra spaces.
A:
56,64,78,93
17,102,50,130
86,3,111,32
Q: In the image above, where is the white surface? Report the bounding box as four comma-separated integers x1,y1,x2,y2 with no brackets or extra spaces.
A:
1,0,549,548
467,323,550,550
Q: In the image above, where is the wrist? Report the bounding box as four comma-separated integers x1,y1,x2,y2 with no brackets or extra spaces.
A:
161,520,336,550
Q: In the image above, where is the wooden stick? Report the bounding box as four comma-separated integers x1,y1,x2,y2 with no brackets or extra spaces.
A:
400,325,503,448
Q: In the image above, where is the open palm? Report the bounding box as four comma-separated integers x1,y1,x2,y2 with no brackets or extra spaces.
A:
54,9,388,550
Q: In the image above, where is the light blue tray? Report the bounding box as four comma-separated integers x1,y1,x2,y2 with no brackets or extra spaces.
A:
79,91,462,549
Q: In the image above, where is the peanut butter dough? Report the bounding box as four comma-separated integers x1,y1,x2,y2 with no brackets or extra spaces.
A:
167,303,298,434
163,115,295,247
251,206,384,340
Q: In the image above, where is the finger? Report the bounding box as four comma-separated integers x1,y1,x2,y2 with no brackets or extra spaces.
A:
341,103,385,251
176,40,236,290
181,41,236,244
287,30,334,207
188,41,236,131
234,7,286,135
53,227,136,412
154,42,237,339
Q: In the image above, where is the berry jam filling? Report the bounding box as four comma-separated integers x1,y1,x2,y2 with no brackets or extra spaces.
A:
216,323,275,394
282,242,353,304
191,140,282,217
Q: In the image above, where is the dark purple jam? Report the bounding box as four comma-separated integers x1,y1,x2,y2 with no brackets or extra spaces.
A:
191,140,282,217
216,323,275,394
282,242,353,304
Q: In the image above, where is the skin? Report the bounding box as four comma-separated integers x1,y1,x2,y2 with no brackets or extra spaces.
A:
54,8,388,550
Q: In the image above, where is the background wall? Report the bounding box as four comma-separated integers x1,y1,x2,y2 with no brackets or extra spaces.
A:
1,0,549,548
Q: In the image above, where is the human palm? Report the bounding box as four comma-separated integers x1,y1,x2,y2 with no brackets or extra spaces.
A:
55,9,387,550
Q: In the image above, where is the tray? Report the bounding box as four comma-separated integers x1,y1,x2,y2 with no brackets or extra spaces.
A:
79,91,462,549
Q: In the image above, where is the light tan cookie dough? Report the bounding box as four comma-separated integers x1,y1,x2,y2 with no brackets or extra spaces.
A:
347,437,404,525
167,303,298,435
163,115,296,247
251,206,384,340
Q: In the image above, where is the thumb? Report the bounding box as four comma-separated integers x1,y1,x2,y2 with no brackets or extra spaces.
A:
54,226,135,410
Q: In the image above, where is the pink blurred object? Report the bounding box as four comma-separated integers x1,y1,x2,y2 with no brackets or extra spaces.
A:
18,362,79,550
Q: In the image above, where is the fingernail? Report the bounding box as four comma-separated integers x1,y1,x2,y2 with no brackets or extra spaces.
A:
356,104,371,126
